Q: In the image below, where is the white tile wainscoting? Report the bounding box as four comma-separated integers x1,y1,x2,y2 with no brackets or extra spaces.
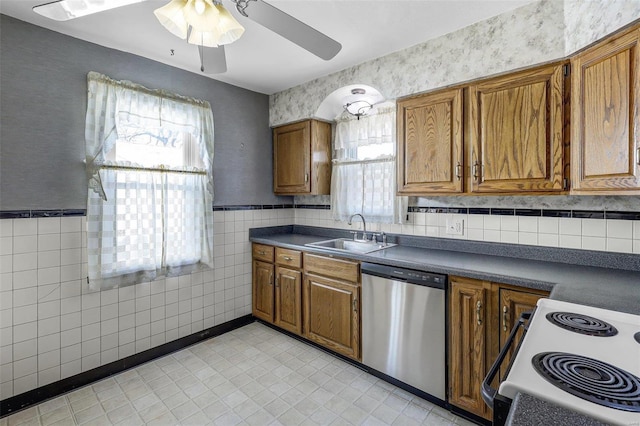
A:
0,205,637,403
0,209,294,400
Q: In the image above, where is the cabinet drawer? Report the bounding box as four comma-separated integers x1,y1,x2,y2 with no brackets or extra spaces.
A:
304,253,359,283
252,243,274,262
275,248,302,268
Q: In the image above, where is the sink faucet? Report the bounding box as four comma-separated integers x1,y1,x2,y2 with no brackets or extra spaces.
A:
348,214,368,241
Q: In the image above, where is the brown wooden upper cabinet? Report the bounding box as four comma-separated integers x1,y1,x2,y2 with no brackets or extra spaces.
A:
396,63,568,196
397,88,464,194
272,119,332,195
467,64,567,193
571,26,640,194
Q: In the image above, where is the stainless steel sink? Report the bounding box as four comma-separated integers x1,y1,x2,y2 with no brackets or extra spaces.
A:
305,238,396,254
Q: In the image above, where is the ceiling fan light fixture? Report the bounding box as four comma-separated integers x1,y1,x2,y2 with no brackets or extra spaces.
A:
154,0,189,39
188,28,222,47
155,0,245,47
183,0,220,31
214,4,245,45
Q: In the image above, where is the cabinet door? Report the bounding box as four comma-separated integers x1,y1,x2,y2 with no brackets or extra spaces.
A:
571,27,640,193
468,64,565,193
498,288,548,379
397,88,464,194
252,260,274,323
275,266,302,335
449,277,489,419
273,121,311,194
303,273,360,360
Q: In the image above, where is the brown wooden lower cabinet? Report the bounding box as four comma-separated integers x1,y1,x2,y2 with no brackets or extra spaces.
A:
449,277,490,419
252,260,274,323
274,266,302,335
449,276,549,420
251,244,362,361
303,273,360,360
498,287,547,379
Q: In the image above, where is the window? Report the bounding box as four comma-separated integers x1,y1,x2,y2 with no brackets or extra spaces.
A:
331,105,407,223
85,72,214,290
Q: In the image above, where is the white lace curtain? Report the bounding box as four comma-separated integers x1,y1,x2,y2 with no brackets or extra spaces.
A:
331,107,408,224
85,71,215,199
85,72,214,290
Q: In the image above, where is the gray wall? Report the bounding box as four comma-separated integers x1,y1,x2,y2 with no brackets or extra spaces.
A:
0,14,289,210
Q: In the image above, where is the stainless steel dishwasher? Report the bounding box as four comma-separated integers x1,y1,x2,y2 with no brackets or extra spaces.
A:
361,262,446,401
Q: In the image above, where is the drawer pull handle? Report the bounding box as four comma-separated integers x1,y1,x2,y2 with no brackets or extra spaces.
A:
305,173,309,183
258,250,266,256
476,300,482,325
353,298,358,313
283,256,293,261
455,162,462,181
275,277,279,287
503,306,508,331
269,273,273,286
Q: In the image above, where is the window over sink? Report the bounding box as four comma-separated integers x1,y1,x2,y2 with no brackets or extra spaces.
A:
331,103,407,224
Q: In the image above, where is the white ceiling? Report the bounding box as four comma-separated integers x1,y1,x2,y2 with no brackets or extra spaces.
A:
0,0,534,95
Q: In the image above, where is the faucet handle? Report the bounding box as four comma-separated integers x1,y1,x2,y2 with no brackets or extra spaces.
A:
349,231,358,241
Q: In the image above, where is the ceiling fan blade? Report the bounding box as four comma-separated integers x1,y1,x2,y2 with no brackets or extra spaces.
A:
235,0,341,60
33,0,147,21
198,45,227,74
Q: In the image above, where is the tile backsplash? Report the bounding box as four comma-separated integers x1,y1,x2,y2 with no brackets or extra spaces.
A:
0,203,638,401
294,208,640,254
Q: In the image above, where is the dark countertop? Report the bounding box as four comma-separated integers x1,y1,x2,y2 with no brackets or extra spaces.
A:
506,393,607,426
250,227,640,315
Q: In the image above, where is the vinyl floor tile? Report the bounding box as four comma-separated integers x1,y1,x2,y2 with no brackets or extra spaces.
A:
3,323,473,425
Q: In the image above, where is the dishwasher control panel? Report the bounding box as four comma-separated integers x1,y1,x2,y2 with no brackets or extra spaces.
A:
361,262,446,289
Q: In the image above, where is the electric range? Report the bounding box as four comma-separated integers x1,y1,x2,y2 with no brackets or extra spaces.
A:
484,298,640,425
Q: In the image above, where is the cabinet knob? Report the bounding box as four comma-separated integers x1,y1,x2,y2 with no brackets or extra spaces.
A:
476,300,482,325
502,306,508,331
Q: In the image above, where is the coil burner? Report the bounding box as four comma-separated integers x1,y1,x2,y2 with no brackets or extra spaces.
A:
546,312,618,337
532,352,640,412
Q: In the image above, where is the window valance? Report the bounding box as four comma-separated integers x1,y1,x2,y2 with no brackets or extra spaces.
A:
85,71,215,200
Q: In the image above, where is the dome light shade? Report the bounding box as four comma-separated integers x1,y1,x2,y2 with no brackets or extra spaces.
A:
345,100,373,120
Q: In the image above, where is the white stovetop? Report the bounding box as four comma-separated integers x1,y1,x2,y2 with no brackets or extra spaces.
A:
499,298,640,426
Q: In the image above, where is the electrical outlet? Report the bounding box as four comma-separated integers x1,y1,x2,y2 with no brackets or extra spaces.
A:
446,218,464,235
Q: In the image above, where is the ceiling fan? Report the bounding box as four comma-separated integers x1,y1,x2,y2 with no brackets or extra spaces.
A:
32,0,342,74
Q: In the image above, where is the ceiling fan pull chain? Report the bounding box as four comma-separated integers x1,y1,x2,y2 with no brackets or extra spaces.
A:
198,45,205,72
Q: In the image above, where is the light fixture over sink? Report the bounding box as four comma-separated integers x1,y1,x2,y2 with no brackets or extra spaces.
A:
154,0,245,48
344,88,374,120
